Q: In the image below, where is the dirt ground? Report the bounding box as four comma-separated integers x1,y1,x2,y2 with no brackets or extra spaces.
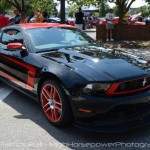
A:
100,40,150,49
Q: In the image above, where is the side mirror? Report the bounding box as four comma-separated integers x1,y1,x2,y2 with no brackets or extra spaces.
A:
7,43,23,50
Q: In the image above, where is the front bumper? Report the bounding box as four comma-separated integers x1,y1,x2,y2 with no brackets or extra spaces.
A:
71,90,150,132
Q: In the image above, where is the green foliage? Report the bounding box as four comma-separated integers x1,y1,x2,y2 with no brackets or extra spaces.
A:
51,3,58,17
4,0,55,15
0,0,12,13
67,0,98,7
30,0,54,15
67,4,78,17
98,2,109,17
135,5,150,17
113,5,119,16
92,12,100,17
145,0,150,4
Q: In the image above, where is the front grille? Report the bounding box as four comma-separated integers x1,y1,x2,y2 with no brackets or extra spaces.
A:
110,102,150,117
92,101,150,126
116,77,150,93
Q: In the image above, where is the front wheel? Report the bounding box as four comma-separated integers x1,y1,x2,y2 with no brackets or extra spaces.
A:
40,79,73,127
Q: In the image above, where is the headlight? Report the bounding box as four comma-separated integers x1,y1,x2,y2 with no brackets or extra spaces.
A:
83,83,110,95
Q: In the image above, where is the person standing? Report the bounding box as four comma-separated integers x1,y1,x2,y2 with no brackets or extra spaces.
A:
75,7,84,30
20,12,27,23
35,9,43,23
42,9,49,22
105,8,114,42
10,9,21,25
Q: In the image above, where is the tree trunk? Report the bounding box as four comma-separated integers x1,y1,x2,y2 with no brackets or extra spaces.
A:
116,2,124,40
116,18,123,40
21,0,25,12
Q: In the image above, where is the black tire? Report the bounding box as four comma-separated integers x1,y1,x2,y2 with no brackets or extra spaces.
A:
40,79,73,127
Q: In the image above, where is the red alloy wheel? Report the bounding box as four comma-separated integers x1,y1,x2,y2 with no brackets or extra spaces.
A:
41,84,62,123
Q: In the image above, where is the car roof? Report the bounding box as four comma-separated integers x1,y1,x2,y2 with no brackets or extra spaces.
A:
17,23,75,29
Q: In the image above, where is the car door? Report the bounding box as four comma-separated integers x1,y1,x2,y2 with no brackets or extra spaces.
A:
0,28,36,91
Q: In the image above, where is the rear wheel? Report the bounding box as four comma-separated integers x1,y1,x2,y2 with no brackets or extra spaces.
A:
40,79,73,126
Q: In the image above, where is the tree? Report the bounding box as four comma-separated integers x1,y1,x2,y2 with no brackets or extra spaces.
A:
5,0,27,12
67,0,99,7
67,4,78,17
30,0,54,15
99,1,109,17
4,0,54,14
135,6,150,18
145,0,150,3
0,0,12,13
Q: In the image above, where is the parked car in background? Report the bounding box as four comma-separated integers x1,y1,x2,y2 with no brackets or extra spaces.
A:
47,17,61,23
100,13,146,25
47,17,69,24
29,17,74,26
93,17,100,25
48,17,75,26
144,17,150,25
67,17,75,26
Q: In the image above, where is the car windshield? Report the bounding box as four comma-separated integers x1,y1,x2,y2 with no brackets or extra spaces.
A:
27,27,98,52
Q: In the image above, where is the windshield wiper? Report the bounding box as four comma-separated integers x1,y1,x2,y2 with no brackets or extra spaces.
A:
36,48,59,53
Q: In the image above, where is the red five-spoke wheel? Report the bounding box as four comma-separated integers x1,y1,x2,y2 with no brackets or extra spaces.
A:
40,79,73,126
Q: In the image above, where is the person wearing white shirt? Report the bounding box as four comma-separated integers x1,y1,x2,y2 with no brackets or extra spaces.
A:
105,8,114,42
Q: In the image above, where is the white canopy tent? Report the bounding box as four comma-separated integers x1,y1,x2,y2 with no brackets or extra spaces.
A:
82,6,99,12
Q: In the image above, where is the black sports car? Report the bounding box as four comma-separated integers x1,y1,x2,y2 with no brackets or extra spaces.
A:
0,23,150,132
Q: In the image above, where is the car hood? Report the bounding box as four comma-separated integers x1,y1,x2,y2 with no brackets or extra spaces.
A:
42,46,150,82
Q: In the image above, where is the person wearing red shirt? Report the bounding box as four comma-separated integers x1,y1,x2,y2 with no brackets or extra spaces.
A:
0,13,9,29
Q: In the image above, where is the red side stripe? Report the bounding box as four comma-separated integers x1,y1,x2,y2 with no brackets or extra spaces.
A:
0,71,33,90
0,54,36,89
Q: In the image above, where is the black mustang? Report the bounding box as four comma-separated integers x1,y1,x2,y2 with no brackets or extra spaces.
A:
0,23,150,132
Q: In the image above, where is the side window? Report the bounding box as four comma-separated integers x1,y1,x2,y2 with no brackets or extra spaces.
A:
1,29,23,45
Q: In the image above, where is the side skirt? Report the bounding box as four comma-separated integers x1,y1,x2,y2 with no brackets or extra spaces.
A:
0,77,39,103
